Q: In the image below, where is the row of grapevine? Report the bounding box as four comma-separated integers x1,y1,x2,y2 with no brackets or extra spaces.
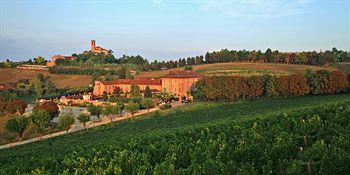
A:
25,102,350,174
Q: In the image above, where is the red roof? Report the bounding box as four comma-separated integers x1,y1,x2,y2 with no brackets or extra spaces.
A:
100,79,161,86
162,70,204,78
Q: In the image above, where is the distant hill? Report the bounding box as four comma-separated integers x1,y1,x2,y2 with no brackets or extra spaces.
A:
136,62,337,78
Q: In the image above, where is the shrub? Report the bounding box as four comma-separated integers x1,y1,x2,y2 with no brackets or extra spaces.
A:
57,114,75,133
160,103,172,110
33,101,59,119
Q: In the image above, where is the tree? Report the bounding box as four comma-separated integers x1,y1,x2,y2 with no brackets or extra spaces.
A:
126,102,140,117
30,109,51,137
34,56,46,65
30,78,43,98
118,66,127,79
91,73,99,85
141,98,155,112
144,85,153,98
37,73,44,83
33,101,59,120
5,115,30,140
45,81,56,95
88,105,102,120
3,99,27,114
102,103,121,123
130,84,141,98
184,66,193,70
102,93,108,101
57,114,75,133
77,113,91,129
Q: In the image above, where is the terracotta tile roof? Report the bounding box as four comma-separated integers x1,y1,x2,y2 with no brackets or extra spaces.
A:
95,46,108,51
99,80,119,85
100,79,161,86
162,70,204,78
118,79,162,85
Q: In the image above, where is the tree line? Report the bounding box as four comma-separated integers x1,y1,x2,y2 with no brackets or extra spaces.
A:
192,70,349,101
142,47,350,71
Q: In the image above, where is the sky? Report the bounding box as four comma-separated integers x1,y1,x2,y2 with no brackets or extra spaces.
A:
0,0,349,61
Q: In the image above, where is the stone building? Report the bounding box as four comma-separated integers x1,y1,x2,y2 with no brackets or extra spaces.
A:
90,40,109,55
93,70,204,99
161,70,204,99
46,55,76,67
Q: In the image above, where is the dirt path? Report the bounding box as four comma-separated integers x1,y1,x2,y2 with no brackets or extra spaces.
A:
0,102,183,150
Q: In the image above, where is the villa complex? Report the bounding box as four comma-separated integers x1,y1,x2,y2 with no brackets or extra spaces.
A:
93,70,204,99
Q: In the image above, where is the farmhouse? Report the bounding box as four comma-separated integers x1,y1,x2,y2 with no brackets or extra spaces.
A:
93,70,204,99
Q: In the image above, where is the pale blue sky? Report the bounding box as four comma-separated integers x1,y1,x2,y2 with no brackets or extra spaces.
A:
0,0,349,61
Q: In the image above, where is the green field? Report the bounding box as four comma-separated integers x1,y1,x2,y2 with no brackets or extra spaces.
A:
1,93,350,173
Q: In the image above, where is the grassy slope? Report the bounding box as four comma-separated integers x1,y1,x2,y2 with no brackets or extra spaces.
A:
136,62,336,78
0,93,350,172
0,68,92,88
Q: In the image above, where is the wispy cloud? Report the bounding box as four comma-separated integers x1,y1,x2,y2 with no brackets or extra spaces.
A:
195,0,313,19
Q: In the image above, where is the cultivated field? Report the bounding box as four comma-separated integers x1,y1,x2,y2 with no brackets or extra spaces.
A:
333,62,350,74
1,93,349,173
136,62,336,78
0,68,92,88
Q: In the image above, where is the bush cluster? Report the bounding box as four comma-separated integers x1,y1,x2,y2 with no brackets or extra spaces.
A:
48,67,118,75
193,70,348,101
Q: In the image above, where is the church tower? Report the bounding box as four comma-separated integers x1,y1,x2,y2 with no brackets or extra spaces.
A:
90,40,96,52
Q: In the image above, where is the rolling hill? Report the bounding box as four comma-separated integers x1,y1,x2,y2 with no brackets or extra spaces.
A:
0,68,93,88
136,62,336,78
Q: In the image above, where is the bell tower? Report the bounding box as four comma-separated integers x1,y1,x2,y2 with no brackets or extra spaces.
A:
90,40,96,52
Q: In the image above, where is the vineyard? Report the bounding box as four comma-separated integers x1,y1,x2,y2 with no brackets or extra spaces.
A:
0,94,349,174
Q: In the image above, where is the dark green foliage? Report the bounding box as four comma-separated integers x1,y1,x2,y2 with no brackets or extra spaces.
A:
30,109,51,135
140,98,155,112
144,85,153,98
126,102,140,116
5,115,30,140
1,94,350,174
49,67,118,76
57,114,75,133
77,113,91,128
130,84,141,98
118,66,127,79
88,105,102,119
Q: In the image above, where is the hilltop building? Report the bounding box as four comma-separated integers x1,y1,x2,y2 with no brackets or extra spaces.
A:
46,40,110,67
90,40,109,55
46,55,76,67
93,70,204,99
